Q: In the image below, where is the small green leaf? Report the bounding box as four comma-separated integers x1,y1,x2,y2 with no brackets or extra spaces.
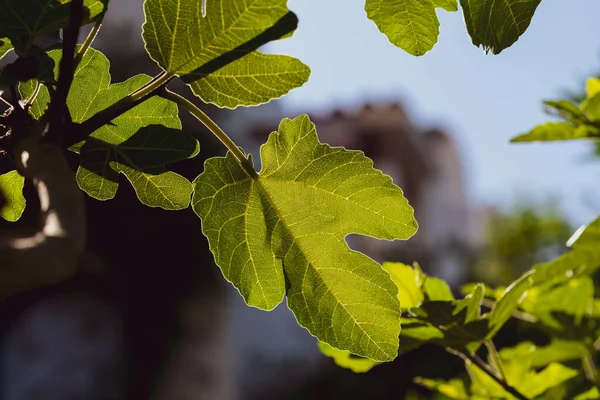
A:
454,284,483,322
20,48,196,210
459,0,542,54
318,342,379,373
193,114,417,361
423,276,454,301
365,0,456,56
486,271,533,339
415,377,469,400
142,0,308,107
383,262,424,309
0,170,25,222
511,122,599,143
0,0,107,42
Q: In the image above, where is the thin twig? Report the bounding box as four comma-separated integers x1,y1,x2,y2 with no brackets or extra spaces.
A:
159,88,257,177
48,0,84,136
446,347,529,400
481,298,538,323
25,80,41,108
485,340,506,381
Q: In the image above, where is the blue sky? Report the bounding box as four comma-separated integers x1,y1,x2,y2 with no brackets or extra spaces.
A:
266,1,600,226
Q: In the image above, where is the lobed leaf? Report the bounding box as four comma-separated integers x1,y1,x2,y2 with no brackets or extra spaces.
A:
142,0,309,108
20,48,198,210
0,170,25,222
459,0,542,54
193,114,417,361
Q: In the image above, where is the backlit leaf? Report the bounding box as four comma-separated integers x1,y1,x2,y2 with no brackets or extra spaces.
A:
0,170,25,222
433,0,458,12
383,262,423,309
193,114,417,361
459,0,542,54
423,276,454,301
454,284,483,322
20,48,197,210
511,122,600,143
364,0,456,56
486,271,533,338
142,0,309,107
183,52,310,109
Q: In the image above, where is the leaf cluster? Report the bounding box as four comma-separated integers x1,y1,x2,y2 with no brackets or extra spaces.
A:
2,0,597,391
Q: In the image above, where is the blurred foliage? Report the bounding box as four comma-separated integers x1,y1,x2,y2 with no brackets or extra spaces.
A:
471,203,572,286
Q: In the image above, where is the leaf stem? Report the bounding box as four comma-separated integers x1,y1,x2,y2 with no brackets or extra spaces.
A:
446,347,529,400
67,72,175,147
25,81,41,108
583,354,600,387
74,11,106,68
484,340,506,382
131,71,173,101
481,298,537,323
160,89,256,177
